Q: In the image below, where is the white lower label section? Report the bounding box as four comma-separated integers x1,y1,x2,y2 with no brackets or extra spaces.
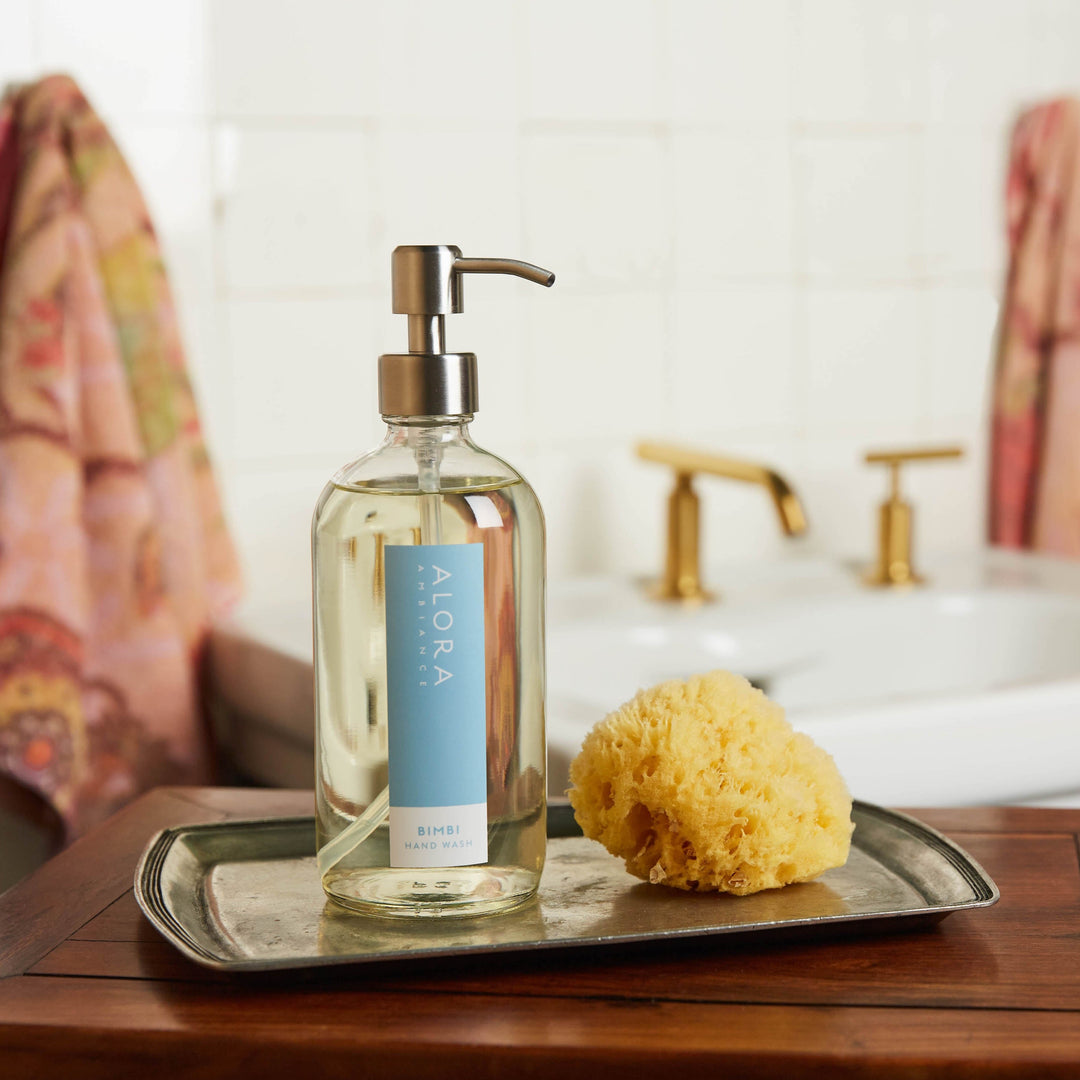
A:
389,803,488,868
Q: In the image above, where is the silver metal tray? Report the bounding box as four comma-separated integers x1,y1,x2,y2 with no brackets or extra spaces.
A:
135,801,998,973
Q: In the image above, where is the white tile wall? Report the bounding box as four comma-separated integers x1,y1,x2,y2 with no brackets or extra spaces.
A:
212,0,377,118
375,126,522,258
523,0,664,123
1029,0,1080,103
793,0,928,126
796,135,919,281
455,278,529,450
522,132,670,283
672,286,796,434
226,296,381,464
804,287,923,435
521,444,671,580
927,0,1032,128
673,134,792,279
215,126,380,292
922,130,1005,278
4,0,1078,608
227,464,333,609
0,0,37,87
376,1,517,122
925,285,999,423
668,0,791,130
38,0,209,118
525,288,668,442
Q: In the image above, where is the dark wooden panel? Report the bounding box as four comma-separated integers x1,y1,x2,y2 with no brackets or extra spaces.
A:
28,939,223,982
904,805,1080,835
69,892,150,942
0,787,314,977
0,789,231,978
163,787,314,818
2,976,1080,1079
4,791,1080,1080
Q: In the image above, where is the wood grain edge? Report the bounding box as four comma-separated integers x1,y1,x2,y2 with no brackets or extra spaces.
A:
1,978,1079,1079
901,805,1080,835
163,787,314,818
0,788,232,979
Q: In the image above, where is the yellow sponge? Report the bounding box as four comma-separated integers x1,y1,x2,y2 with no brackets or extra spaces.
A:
568,670,854,895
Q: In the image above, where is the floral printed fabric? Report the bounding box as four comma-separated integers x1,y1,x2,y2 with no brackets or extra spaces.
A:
0,76,241,836
990,98,1080,556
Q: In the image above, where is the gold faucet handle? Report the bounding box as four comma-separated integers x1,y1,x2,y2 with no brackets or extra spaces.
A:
639,441,765,481
865,445,964,469
862,444,964,587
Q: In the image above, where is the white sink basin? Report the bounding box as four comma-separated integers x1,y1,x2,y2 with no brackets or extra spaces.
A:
548,550,1080,807
210,547,1080,807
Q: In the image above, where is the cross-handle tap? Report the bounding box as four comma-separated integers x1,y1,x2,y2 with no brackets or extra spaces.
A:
862,445,964,587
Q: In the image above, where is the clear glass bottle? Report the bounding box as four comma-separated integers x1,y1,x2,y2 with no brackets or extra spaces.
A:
313,247,553,918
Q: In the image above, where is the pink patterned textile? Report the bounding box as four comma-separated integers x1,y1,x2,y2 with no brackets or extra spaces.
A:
0,77,241,836
989,98,1080,556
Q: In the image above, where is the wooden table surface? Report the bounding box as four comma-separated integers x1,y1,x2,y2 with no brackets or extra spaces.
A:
1,787,1078,1079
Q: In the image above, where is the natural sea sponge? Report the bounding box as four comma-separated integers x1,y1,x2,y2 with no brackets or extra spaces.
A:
568,671,854,895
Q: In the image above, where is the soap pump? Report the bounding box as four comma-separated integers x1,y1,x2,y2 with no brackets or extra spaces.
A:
313,245,554,918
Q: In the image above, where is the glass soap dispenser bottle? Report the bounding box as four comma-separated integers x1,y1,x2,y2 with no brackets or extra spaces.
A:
314,245,554,918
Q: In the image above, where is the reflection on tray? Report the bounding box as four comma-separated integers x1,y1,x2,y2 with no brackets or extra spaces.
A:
134,803,998,973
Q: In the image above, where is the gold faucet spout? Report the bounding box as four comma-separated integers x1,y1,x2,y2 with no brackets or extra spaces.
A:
765,472,807,537
638,442,807,535
636,441,808,602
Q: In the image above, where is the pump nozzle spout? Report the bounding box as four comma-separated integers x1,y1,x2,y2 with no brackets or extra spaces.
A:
390,245,554,318
453,257,555,288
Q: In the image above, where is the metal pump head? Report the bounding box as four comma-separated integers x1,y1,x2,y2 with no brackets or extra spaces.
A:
378,245,555,418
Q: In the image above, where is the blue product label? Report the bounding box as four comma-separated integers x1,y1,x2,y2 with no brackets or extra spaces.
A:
385,543,488,868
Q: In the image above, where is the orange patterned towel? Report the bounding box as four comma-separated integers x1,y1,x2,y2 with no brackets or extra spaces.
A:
989,98,1080,556
0,76,241,836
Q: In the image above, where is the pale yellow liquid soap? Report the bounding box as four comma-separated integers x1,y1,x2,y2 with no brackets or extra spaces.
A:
313,435,546,918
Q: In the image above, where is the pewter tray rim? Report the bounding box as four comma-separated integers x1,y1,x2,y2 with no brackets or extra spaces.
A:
134,801,999,973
